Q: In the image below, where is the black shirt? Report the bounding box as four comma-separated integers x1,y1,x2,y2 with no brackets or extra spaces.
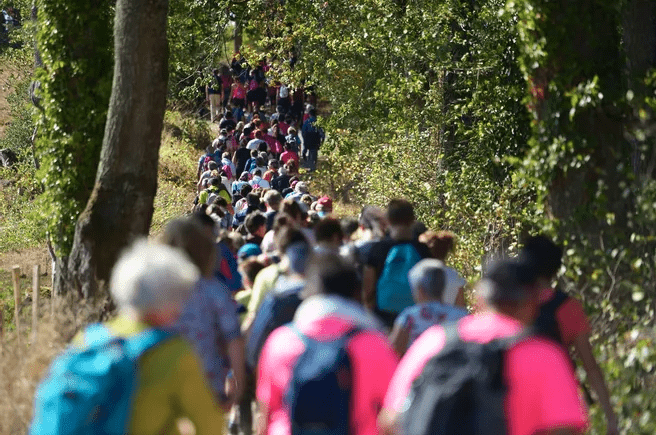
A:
235,147,251,175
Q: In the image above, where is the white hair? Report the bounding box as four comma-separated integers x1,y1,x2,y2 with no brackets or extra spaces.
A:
110,239,199,315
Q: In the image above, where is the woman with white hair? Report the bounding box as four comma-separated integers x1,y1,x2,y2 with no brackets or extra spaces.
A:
388,258,468,355
31,240,226,435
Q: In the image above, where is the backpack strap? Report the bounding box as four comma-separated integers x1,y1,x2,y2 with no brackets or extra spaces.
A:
124,328,172,360
542,288,569,313
83,323,114,347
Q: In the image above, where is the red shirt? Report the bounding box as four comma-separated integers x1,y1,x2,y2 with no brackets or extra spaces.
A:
384,312,588,435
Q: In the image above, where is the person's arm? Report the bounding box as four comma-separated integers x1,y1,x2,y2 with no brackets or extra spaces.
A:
174,350,226,435
227,337,246,404
362,265,377,310
255,401,268,435
389,322,411,356
572,333,619,435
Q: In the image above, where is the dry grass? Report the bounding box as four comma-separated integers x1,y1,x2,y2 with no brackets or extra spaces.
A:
0,296,105,435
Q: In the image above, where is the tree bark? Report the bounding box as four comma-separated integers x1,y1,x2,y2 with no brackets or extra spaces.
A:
65,0,169,298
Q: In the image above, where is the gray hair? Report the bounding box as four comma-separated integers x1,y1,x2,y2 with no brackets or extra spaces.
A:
408,259,446,300
110,239,199,315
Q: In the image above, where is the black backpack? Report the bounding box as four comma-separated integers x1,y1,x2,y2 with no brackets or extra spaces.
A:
533,288,568,343
286,326,361,435
402,323,528,435
246,280,303,370
533,289,595,404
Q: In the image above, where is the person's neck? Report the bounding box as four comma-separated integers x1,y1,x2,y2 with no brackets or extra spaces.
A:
390,225,414,241
489,305,534,326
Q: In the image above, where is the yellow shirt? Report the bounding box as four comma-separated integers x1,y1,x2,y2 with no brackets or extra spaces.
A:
243,263,283,329
78,317,225,435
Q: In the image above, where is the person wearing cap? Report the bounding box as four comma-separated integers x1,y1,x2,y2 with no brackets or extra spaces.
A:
316,195,332,218
379,258,589,435
238,243,263,263
388,259,468,355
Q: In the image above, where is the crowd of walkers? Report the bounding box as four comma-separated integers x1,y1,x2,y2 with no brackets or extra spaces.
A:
29,63,619,435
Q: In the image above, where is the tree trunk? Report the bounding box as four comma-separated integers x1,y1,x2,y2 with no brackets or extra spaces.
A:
64,0,169,298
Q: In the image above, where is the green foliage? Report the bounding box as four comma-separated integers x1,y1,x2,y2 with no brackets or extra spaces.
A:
167,0,233,105
250,0,656,432
34,0,113,256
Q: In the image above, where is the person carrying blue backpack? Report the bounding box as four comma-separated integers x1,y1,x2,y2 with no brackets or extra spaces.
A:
30,240,226,435
362,198,432,329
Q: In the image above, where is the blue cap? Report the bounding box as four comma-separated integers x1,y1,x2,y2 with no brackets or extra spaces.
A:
238,243,262,261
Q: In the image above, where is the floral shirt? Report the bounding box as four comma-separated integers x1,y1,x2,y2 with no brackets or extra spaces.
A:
173,277,241,404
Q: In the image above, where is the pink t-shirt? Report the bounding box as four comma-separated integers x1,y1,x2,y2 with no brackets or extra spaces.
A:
257,317,398,435
280,150,299,165
539,288,591,347
384,312,588,435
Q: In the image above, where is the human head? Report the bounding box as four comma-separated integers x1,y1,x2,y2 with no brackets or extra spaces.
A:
419,231,456,262
476,258,539,323
246,192,261,209
387,198,415,227
280,198,305,223
408,259,447,302
275,226,311,275
245,211,267,237
238,257,266,289
316,196,332,216
263,189,282,211
208,161,219,171
520,235,562,282
303,252,360,300
160,216,217,277
110,240,199,322
314,218,344,250
359,205,388,238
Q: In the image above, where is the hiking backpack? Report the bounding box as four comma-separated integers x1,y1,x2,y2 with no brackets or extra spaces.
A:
533,288,568,343
532,289,595,404
30,324,170,435
246,281,303,370
402,324,526,435
286,326,361,435
376,243,422,314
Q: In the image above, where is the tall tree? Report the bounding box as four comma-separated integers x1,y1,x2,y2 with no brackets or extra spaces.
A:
66,0,170,297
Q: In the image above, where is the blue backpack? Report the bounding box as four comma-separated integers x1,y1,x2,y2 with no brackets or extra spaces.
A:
376,243,422,314
286,326,361,435
30,324,171,435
